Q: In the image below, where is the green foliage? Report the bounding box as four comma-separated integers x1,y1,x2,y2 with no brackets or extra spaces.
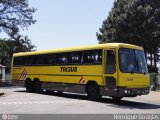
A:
97,0,160,72
0,39,8,65
0,0,36,35
0,0,36,71
8,32,36,53
148,65,159,73
0,36,36,67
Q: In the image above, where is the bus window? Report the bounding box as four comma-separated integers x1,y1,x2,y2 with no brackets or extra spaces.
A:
13,57,23,66
56,54,68,64
44,55,51,65
24,56,32,66
95,52,102,63
83,50,102,64
50,55,56,64
119,49,135,72
106,50,116,74
119,48,148,73
135,50,148,73
32,55,43,65
70,52,82,64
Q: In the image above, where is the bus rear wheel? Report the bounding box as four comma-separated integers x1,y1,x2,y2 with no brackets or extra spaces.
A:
25,79,33,93
33,79,42,93
86,84,101,101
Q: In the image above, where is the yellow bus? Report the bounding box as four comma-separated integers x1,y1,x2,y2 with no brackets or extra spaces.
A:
11,43,150,101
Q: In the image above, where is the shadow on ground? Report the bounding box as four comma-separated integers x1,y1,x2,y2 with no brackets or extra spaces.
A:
14,90,160,110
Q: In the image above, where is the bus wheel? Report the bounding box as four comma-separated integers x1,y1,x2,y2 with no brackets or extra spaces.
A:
25,79,33,93
86,84,101,101
33,79,42,94
112,96,123,101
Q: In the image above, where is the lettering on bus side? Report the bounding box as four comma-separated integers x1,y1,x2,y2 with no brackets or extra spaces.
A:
60,67,77,72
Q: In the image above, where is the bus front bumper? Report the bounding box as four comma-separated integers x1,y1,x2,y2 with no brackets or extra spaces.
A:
102,87,150,97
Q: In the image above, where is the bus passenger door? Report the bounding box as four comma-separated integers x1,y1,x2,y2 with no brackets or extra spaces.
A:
104,50,117,91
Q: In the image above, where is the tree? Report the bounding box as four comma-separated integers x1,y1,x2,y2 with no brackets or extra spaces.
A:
0,39,8,65
0,0,36,35
6,33,36,60
0,34,36,68
97,0,160,72
0,0,36,71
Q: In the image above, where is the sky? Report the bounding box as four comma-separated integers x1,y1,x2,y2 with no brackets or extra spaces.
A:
20,0,114,50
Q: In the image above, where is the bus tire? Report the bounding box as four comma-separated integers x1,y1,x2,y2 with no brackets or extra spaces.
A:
25,79,33,93
33,79,42,94
86,83,101,101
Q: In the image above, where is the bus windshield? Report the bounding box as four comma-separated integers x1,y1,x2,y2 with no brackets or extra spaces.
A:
119,48,148,74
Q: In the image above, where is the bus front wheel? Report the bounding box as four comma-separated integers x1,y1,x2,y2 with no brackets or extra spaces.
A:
86,84,101,101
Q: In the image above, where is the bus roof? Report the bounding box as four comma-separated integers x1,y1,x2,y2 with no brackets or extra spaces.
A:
13,43,143,57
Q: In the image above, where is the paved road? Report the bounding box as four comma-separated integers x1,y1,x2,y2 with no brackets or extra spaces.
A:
0,86,160,114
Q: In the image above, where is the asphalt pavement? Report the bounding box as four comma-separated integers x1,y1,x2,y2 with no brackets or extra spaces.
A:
0,86,160,114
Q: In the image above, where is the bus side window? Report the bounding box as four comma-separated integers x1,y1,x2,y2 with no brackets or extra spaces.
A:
13,57,23,66
80,56,83,63
71,52,82,64
95,52,102,63
83,50,102,64
50,55,56,64
57,54,68,64
44,55,51,65
98,55,102,63
83,51,90,64
63,56,68,64
106,50,116,74
26,56,32,66
32,55,43,65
